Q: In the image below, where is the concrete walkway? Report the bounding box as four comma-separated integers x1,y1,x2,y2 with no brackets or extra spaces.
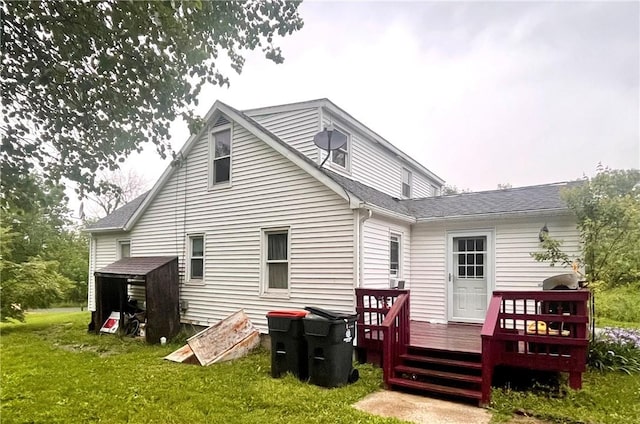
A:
353,391,491,424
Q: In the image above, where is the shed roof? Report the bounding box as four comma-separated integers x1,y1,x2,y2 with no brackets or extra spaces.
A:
94,256,177,278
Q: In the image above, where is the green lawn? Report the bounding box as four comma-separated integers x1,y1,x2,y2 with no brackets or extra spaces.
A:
1,312,403,424
3,312,639,424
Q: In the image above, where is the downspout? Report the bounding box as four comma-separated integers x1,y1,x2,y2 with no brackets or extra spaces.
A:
357,208,373,288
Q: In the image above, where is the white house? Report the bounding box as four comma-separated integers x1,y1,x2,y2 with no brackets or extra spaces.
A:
86,99,580,331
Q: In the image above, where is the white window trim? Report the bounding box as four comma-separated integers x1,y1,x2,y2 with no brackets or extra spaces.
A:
186,233,205,284
389,232,402,279
260,227,291,298
116,239,131,260
402,168,412,198
209,124,233,190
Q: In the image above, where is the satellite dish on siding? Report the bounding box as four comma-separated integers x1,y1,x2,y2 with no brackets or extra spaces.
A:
313,125,347,167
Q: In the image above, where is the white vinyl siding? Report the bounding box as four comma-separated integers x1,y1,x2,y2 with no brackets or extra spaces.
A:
126,121,356,332
361,217,411,289
409,216,580,323
413,173,438,198
88,232,128,311
249,108,320,158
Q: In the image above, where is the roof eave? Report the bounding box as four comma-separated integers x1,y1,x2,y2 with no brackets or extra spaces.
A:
415,208,573,223
83,226,127,234
364,203,416,223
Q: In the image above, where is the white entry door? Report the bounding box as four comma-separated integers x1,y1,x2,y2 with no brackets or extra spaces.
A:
448,232,493,323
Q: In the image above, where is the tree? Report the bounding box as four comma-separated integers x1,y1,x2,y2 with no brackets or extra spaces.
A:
441,184,471,195
0,174,89,320
1,0,304,203
533,167,640,286
84,169,150,217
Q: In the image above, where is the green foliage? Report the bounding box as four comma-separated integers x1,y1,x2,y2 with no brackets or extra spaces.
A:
2,0,303,201
1,174,89,315
533,167,640,287
1,312,400,424
593,282,640,323
0,258,72,321
490,371,640,424
588,326,640,375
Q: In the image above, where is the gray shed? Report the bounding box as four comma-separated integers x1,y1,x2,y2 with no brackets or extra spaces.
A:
93,256,180,344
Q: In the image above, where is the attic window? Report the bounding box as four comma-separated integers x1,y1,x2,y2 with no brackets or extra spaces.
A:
402,169,412,198
211,129,231,186
329,128,349,170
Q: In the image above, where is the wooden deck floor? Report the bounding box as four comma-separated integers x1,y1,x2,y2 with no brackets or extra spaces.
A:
410,321,482,354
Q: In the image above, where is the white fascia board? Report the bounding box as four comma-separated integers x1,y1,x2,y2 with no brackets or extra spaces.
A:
415,208,572,223
82,226,127,234
242,99,326,116
319,100,445,185
364,204,416,224
123,101,226,231
215,103,365,209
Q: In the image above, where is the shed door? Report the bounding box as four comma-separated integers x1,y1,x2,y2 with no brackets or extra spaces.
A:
448,233,492,323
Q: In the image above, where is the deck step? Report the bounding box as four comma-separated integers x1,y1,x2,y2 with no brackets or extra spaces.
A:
400,353,482,370
388,377,482,400
394,365,482,384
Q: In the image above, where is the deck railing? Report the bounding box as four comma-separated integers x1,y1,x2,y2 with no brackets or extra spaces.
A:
355,288,410,369
481,289,590,405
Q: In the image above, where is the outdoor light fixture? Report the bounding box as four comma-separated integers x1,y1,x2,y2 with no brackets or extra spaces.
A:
539,224,549,242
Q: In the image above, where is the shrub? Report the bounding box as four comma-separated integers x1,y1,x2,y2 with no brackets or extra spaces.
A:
593,282,640,322
588,327,640,374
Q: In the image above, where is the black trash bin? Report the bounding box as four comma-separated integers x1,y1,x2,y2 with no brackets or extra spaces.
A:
266,310,309,379
303,306,359,388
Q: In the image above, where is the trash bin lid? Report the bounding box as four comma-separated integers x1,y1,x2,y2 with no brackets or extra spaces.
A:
266,310,308,318
304,306,357,320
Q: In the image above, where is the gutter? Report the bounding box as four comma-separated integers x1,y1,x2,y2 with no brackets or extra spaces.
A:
362,203,416,224
415,208,572,223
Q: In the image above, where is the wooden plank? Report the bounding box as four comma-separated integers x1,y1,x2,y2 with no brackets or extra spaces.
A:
212,331,260,363
164,344,200,365
187,310,257,366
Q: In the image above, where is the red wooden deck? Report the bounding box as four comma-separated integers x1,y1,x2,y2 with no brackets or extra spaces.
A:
410,321,482,354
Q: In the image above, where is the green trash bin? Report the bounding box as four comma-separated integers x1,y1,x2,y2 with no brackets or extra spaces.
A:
266,310,309,379
303,307,359,388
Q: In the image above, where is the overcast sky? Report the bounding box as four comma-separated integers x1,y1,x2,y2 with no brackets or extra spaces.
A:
127,0,639,193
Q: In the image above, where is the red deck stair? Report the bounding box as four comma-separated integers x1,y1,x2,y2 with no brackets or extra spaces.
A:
355,288,591,406
390,346,483,401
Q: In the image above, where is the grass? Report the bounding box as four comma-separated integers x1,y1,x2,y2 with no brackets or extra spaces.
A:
1,312,404,424
489,371,640,424
593,282,640,324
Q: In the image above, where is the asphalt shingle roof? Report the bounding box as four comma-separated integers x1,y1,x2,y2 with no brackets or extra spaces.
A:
85,191,148,230
405,182,579,220
85,104,577,232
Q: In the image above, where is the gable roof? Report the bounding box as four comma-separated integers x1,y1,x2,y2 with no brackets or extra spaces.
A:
406,182,580,221
85,100,576,233
244,98,445,185
84,191,149,232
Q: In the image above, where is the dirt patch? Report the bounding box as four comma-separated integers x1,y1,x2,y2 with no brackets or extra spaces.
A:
353,391,492,424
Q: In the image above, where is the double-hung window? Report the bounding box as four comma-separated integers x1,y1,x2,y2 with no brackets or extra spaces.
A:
211,129,231,186
263,229,289,292
390,233,401,278
402,169,412,198
188,235,204,281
